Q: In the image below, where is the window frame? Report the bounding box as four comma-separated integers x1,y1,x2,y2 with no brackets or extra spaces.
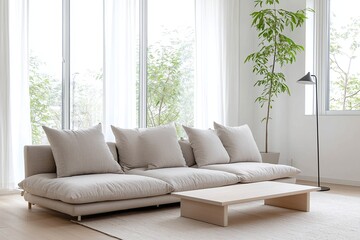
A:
314,0,360,115
62,0,70,129
61,0,113,130
139,0,148,128
60,0,148,129
57,0,194,130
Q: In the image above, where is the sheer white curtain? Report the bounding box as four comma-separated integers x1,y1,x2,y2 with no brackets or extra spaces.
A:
103,0,139,140
195,0,240,128
0,0,31,191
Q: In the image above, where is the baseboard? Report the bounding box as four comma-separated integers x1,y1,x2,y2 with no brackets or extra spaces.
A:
297,175,360,187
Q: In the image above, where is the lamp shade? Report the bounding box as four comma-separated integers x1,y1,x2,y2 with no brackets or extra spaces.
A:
297,72,315,85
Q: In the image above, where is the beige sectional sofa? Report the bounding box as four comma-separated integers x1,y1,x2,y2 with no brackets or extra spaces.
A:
19,140,300,221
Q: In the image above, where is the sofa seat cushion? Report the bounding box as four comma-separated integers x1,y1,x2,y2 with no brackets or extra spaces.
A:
127,167,239,192
201,162,301,183
19,173,173,204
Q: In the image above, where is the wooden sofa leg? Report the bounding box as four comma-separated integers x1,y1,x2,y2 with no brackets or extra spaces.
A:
28,202,32,209
77,216,82,222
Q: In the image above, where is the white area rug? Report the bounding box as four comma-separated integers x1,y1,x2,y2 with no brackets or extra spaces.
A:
74,192,360,240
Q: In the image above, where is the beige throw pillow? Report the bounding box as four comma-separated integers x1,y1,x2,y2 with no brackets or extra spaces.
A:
111,123,186,170
183,126,230,167
42,124,123,178
214,122,262,163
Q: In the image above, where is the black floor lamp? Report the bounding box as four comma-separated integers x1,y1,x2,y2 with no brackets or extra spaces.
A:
297,72,330,191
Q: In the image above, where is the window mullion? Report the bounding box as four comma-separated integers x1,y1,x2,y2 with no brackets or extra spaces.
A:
139,0,148,128
62,0,70,129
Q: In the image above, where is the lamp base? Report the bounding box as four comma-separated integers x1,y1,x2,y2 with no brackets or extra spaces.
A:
318,186,330,192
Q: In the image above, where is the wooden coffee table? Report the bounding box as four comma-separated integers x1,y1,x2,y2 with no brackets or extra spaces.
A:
172,181,320,226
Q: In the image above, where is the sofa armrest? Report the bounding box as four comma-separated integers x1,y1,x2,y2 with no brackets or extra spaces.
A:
24,145,56,177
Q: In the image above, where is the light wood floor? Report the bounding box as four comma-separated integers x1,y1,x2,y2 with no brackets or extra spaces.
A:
0,181,359,240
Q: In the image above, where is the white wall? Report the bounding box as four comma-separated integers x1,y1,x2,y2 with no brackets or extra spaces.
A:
242,0,360,186
238,0,256,128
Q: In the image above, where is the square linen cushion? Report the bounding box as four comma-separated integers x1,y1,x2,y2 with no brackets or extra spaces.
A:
183,126,230,167
214,122,262,163
42,124,123,178
111,123,186,170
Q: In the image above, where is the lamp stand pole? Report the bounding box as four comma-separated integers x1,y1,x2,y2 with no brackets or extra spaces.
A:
313,75,330,191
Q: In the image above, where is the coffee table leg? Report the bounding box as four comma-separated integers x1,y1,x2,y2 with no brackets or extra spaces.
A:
180,199,228,226
264,192,310,212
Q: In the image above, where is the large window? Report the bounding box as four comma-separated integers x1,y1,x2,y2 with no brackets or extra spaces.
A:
147,0,195,136
69,0,104,129
29,0,195,143
29,0,104,143
29,0,62,144
324,0,360,112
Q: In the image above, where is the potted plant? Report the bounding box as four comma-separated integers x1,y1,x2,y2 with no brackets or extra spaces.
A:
245,0,310,163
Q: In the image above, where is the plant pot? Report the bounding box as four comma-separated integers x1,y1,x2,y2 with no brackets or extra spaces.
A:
260,152,280,164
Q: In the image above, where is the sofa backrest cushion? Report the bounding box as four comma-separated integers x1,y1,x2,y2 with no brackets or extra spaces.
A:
183,126,230,167
111,123,187,170
178,139,196,166
23,139,195,178
107,142,118,162
214,122,262,163
43,124,123,177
